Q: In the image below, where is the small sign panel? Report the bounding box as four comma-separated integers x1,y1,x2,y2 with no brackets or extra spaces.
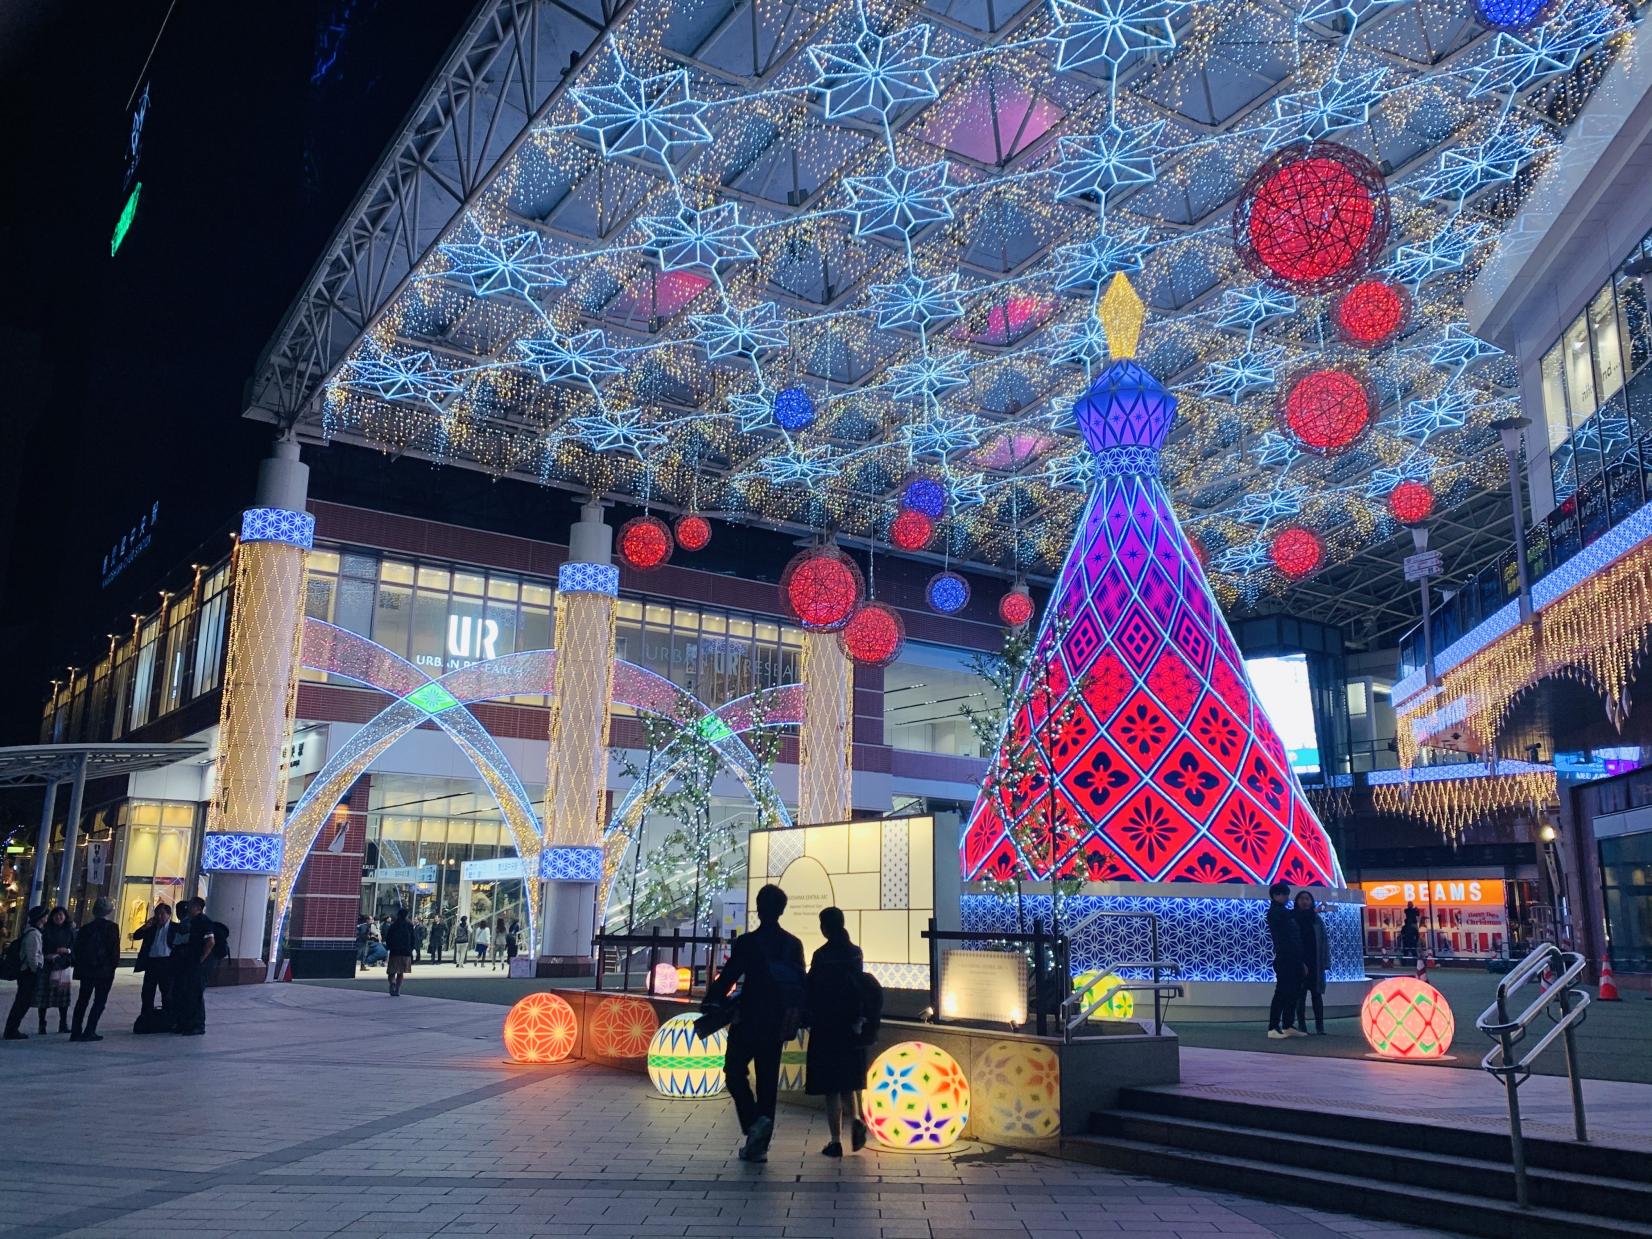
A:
1403,550,1444,581
939,948,1029,1025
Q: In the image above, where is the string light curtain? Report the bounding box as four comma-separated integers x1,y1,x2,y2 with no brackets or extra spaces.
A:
1372,769,1555,843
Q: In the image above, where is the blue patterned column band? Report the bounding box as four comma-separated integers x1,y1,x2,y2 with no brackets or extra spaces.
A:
540,845,602,881
240,507,316,549
202,832,284,874
557,561,619,595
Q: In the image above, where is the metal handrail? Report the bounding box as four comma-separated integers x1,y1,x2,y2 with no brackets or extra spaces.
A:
1063,961,1183,1038
1474,942,1591,1208
1060,908,1170,1030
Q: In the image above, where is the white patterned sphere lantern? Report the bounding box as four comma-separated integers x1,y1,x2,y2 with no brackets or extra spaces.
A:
646,1013,728,1098
651,962,680,995
864,1041,970,1150
974,1040,1061,1141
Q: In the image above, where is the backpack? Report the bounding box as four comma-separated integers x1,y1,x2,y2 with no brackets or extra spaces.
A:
0,935,21,981
856,971,884,1046
211,921,231,961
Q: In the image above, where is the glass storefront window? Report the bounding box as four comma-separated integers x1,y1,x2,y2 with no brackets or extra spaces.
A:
1590,285,1625,403
119,799,196,937
884,642,1001,758
1541,346,1570,451
1563,313,1597,423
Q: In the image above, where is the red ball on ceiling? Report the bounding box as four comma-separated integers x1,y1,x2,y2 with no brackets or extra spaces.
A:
618,515,672,571
675,514,712,552
890,508,935,551
998,586,1035,629
839,602,906,667
1334,279,1409,348
1387,480,1436,525
1270,527,1323,579
1283,368,1371,453
1235,141,1390,293
780,548,864,632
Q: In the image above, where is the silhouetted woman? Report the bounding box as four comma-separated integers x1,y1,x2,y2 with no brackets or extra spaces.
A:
38,906,75,1034
805,906,868,1157
1294,890,1329,1034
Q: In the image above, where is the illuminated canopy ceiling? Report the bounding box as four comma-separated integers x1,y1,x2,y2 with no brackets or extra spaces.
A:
246,0,1633,625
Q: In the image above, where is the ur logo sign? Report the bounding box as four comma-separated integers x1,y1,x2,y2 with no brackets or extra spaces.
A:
448,615,500,661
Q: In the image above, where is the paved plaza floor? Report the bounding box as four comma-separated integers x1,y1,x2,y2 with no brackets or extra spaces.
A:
0,976,1471,1239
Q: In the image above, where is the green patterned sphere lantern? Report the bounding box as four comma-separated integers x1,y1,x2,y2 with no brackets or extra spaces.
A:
1361,977,1455,1059
646,1013,728,1097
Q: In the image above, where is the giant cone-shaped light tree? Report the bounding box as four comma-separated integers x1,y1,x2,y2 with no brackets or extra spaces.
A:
963,276,1345,889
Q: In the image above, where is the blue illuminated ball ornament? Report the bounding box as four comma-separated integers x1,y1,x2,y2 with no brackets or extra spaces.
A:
902,477,946,518
1473,0,1550,27
772,386,816,431
926,571,970,614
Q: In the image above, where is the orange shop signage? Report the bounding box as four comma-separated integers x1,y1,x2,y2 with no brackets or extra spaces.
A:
1360,879,1506,908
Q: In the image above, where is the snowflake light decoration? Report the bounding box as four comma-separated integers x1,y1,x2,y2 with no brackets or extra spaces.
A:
1389,223,1490,286
1416,125,1545,204
435,218,565,299
340,342,464,407
1425,323,1505,370
515,331,625,386
1054,122,1167,202
1236,485,1308,527
887,352,972,403
1047,0,1182,72
689,304,789,360
639,204,758,271
872,272,964,331
571,46,712,164
1259,71,1388,147
1392,388,1474,442
1053,225,1149,293
1197,347,1284,404
564,406,668,458
905,410,985,457
844,162,953,241
1216,285,1297,332
809,17,939,122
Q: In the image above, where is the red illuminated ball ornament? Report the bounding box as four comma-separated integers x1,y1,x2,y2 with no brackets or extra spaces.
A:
780,548,864,631
1361,977,1455,1059
1334,279,1409,348
1387,480,1435,525
1234,141,1390,293
890,508,935,551
1270,527,1323,579
839,602,906,667
1283,368,1371,454
675,514,712,552
618,515,673,570
998,585,1035,629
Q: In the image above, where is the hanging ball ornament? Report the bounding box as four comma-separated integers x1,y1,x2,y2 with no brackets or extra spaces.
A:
674,514,712,552
1387,480,1436,525
901,477,947,518
890,508,936,551
1282,368,1372,454
1234,141,1390,293
780,547,864,631
1473,0,1554,28
1271,527,1324,579
618,515,673,570
998,584,1035,628
772,386,816,431
926,571,970,614
840,602,906,667
1334,279,1410,349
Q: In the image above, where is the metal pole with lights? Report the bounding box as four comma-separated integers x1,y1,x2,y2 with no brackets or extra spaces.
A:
1491,415,1535,623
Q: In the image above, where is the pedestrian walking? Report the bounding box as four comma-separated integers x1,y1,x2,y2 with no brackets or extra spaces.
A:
504,919,520,969
70,898,121,1042
428,918,448,965
1266,882,1306,1039
131,903,173,1027
169,898,217,1036
355,914,372,969
804,907,869,1157
454,917,470,967
706,883,805,1163
3,906,48,1040
412,918,427,963
1294,891,1330,1035
37,906,76,1035
472,920,490,964
491,917,507,969
383,906,415,996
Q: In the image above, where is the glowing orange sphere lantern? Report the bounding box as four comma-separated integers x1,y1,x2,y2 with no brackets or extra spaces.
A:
502,992,579,1064
1361,977,1455,1060
588,995,659,1059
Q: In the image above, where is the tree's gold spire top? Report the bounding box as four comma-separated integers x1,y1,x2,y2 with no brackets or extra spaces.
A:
1097,272,1146,361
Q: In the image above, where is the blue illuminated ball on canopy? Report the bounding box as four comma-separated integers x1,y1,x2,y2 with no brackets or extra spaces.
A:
902,477,946,518
1473,0,1550,27
926,571,970,614
772,386,816,431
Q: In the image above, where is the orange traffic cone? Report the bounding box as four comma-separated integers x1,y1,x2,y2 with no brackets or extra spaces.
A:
1599,959,1621,1001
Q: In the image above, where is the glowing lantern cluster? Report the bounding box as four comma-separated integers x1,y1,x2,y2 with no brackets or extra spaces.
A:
891,508,935,551
1271,527,1323,579
501,992,579,1064
926,570,970,614
973,1040,1060,1141
588,995,658,1059
1334,279,1409,348
1283,368,1371,454
1361,977,1455,1059
840,600,905,666
1235,141,1390,293
1387,480,1436,525
998,585,1034,628
780,547,863,631
675,514,712,552
618,515,673,570
646,1012,729,1097
864,1041,971,1149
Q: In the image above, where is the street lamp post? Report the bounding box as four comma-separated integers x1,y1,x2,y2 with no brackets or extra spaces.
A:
1491,415,1535,623
1411,524,1436,685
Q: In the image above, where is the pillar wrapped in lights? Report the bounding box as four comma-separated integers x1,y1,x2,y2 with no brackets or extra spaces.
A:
798,630,853,824
205,441,311,978
541,502,618,972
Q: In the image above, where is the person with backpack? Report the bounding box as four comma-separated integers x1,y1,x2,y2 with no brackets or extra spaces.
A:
383,906,415,996
131,902,173,1027
70,898,121,1042
706,883,805,1164
170,898,217,1036
3,905,48,1040
805,907,872,1157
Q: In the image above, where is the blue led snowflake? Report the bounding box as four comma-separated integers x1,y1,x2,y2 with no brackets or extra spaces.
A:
571,47,712,164
904,411,984,457
1259,71,1387,146
945,469,990,509
689,303,789,359
1467,4,1623,96
436,219,565,299
871,272,964,331
1052,225,1148,293
1365,453,1435,497
808,19,938,123
727,391,776,434
564,405,668,457
844,162,953,241
1047,0,1181,72
1391,388,1473,441
639,203,758,271
887,352,972,404
1425,323,1505,370
745,447,843,488
515,330,624,385
340,342,464,406
1046,315,1111,367
1416,125,1544,203
1216,541,1272,575
1196,347,1284,404
1389,223,1490,286
773,386,817,430
1236,485,1308,527
1054,121,1166,201
1215,285,1296,332
1045,450,1096,490
1254,430,1302,469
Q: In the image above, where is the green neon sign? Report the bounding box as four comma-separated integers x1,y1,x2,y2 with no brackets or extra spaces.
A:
111,183,141,256
406,682,459,714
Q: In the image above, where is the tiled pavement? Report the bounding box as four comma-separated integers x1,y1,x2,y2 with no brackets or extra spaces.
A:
0,978,1462,1239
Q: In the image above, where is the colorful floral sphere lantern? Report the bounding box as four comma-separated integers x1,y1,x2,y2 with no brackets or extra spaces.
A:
890,508,935,551
780,547,863,631
901,477,946,518
772,385,816,431
675,514,712,552
974,1040,1060,1142
1271,527,1323,579
1283,368,1371,454
1334,279,1409,349
1388,480,1436,525
926,571,970,615
998,584,1035,629
864,1041,971,1150
647,1013,728,1098
502,992,579,1064
1234,141,1390,293
619,515,673,571
588,996,658,1059
840,601,906,667
1361,977,1455,1060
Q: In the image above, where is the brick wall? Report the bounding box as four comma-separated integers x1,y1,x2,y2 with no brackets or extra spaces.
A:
288,776,371,946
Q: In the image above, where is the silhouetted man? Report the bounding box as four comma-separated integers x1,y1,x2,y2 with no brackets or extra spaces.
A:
70,898,121,1041
1266,881,1306,1039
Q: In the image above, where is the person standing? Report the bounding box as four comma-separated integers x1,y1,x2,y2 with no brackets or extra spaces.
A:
1400,901,1421,961
472,919,490,965
804,907,868,1158
491,916,508,969
1293,890,1330,1035
453,917,470,967
3,906,47,1040
383,906,415,997
131,903,173,1025
70,898,121,1042
37,906,76,1035
428,917,448,966
355,914,372,970
412,917,427,964
707,883,805,1164
1266,882,1306,1039
171,898,216,1036
504,919,520,970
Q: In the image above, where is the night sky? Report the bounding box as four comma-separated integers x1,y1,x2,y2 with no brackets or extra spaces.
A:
0,1,474,742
